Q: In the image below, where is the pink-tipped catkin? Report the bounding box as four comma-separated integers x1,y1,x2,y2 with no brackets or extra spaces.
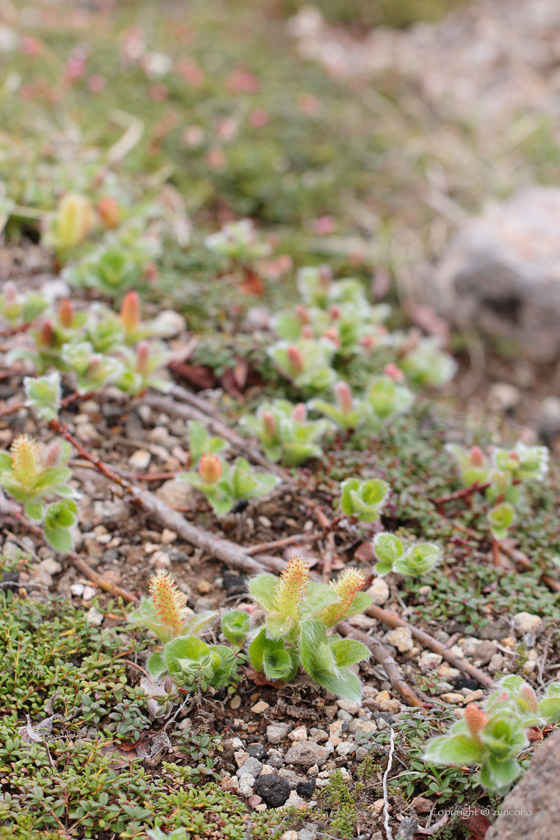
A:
319,568,365,627
287,345,304,375
291,403,307,423
120,290,141,334
274,556,310,617
135,342,150,377
335,381,353,415
58,299,74,329
39,320,56,348
470,446,485,467
97,196,121,229
149,570,184,637
519,683,538,713
384,363,404,382
295,304,310,325
11,435,41,489
262,410,277,440
199,453,222,484
464,703,489,741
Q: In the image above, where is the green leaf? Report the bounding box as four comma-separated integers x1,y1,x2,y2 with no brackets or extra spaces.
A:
0,451,12,475
44,526,73,554
147,652,166,677
44,499,77,530
263,648,297,681
249,628,284,672
488,502,516,541
164,636,210,678
210,645,237,687
423,734,485,766
340,478,389,521
340,591,372,620
298,581,339,619
313,668,363,702
373,533,403,568
184,611,218,637
265,612,295,640
221,610,250,648
480,757,522,794
329,639,370,668
538,698,560,724
35,467,73,491
394,543,441,577
248,574,277,612
24,501,44,521
300,620,330,679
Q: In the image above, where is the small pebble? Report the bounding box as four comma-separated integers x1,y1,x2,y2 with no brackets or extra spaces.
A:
440,693,465,705
230,695,242,710
38,559,62,575
85,607,104,625
151,551,171,569
198,580,212,594
289,726,307,742
128,450,151,470
82,585,96,601
267,724,289,745
514,612,542,634
161,529,177,544
386,626,413,653
251,700,270,714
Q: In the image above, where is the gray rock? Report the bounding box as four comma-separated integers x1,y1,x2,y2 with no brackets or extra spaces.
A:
267,724,289,745
285,741,332,767
348,719,377,735
486,731,560,840
155,480,194,508
473,640,498,665
431,187,560,361
236,757,262,779
279,768,307,789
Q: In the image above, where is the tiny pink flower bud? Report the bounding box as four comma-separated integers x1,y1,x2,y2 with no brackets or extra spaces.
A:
384,363,404,382
301,325,314,339
3,281,17,304
295,304,310,325
508,450,520,462
44,442,62,468
135,342,150,377
58,299,74,329
464,703,489,741
292,403,307,423
519,683,538,713
322,327,340,347
120,290,141,334
329,305,341,321
199,453,222,484
470,446,485,467
360,335,377,351
85,357,101,380
287,345,304,376
335,381,354,415
39,320,56,347
97,196,121,229
318,264,332,291
262,410,277,440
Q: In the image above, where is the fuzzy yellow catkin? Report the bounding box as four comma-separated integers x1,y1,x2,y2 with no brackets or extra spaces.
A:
11,435,41,488
149,570,184,637
319,568,365,627
274,556,310,617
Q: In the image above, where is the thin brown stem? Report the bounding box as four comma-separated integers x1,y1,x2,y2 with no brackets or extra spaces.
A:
244,531,322,556
431,482,490,507
69,552,138,604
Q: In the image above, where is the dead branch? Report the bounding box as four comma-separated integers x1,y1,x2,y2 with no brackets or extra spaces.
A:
337,621,429,709
139,391,288,479
365,604,496,689
244,531,322,556
69,553,138,604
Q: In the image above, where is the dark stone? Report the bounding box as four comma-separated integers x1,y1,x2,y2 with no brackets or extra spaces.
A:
373,712,395,724
103,549,119,563
450,676,479,691
247,743,268,761
396,817,418,840
296,779,316,798
231,499,249,514
254,773,291,808
479,618,510,641
1,572,19,593
222,571,246,595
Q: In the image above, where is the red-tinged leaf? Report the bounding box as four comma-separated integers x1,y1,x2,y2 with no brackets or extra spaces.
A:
219,368,245,401
168,360,216,390
371,269,391,300
403,302,449,340
527,726,544,743
354,542,376,563
459,809,492,840
233,359,248,388
240,269,264,296
244,666,287,688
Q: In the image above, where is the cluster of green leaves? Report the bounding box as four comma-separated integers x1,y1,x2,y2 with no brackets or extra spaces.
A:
129,570,249,692
268,266,455,398
179,450,279,516
447,441,550,541
0,282,48,329
372,532,441,577
204,218,271,263
424,676,560,794
241,399,331,466
248,559,371,700
0,434,78,553
8,291,173,397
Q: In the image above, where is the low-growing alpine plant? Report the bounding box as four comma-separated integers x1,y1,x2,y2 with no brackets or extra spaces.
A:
240,399,331,466
0,434,78,552
179,453,279,515
423,676,560,794
248,558,372,701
